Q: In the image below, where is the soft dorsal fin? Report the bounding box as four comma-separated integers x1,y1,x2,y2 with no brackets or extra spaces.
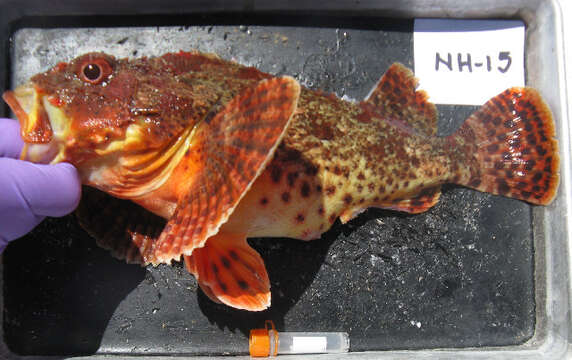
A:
364,63,437,137
75,186,165,264
184,232,270,311
152,76,301,264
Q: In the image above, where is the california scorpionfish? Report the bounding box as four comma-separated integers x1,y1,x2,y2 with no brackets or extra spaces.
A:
3,51,559,311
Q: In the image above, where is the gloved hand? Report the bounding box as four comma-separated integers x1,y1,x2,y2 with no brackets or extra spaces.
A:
0,118,81,251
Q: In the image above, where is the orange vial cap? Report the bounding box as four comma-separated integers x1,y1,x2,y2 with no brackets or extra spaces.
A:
249,320,278,357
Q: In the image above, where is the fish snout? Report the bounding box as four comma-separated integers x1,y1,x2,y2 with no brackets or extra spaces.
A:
3,85,53,144
3,85,65,164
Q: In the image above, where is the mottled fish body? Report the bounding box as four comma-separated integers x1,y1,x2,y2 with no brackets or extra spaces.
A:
3,51,559,310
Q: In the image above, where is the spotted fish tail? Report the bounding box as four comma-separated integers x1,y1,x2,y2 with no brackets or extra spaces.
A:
451,87,559,205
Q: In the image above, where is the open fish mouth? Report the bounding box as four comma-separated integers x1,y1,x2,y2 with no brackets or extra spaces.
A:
3,84,68,164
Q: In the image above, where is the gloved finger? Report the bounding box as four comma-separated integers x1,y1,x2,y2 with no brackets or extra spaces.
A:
0,158,81,217
0,118,24,159
0,159,45,242
0,199,44,244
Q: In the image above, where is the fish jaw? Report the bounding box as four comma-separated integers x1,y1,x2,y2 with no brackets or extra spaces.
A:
3,84,71,164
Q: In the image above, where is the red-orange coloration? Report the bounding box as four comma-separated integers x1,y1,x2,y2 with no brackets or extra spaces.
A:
3,90,53,144
184,232,270,310
4,53,559,311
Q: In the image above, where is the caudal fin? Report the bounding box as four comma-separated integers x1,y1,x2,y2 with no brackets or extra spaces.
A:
452,87,559,205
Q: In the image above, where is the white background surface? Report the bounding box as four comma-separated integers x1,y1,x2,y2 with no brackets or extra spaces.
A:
413,19,525,105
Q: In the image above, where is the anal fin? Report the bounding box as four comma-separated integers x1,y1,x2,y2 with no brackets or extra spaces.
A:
184,232,270,311
339,187,441,223
375,186,441,214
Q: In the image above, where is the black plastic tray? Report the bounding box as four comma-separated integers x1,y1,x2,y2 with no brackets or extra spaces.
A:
0,2,540,357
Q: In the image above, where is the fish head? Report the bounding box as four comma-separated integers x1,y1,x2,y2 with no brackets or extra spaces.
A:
3,52,201,196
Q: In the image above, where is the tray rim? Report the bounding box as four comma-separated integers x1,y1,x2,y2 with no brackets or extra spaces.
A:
0,0,569,358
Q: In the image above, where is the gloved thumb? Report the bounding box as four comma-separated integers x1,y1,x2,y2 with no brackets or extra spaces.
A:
4,160,81,216
0,159,81,242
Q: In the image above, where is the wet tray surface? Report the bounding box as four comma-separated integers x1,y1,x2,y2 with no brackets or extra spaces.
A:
3,19,535,356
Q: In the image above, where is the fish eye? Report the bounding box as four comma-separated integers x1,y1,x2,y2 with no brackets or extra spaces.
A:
83,64,101,81
79,58,112,85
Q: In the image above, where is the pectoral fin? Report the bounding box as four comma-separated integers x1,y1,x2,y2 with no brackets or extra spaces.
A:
184,232,271,311
152,76,301,264
75,186,164,264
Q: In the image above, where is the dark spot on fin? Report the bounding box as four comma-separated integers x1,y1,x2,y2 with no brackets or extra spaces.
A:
452,87,559,205
237,280,249,290
221,256,231,269
183,232,270,311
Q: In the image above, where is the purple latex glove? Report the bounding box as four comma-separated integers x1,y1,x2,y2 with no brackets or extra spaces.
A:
0,118,81,251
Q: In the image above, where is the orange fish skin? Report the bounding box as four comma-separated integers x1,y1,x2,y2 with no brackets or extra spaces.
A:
6,51,558,240
15,52,272,197
154,62,558,243
221,87,460,240
4,51,559,311
125,66,462,241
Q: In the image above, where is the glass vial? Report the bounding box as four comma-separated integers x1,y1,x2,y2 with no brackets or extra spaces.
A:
250,320,349,357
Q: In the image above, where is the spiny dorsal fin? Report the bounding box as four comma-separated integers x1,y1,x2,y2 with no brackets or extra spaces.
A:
75,186,165,264
364,63,437,137
152,76,301,264
184,232,270,311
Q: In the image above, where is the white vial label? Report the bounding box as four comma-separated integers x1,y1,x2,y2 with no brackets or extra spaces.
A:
292,336,327,353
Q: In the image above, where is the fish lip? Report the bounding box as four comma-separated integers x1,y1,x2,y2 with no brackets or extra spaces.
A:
2,85,58,163
2,90,30,131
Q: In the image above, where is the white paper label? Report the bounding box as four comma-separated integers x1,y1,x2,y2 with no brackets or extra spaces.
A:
413,19,525,105
292,336,327,353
